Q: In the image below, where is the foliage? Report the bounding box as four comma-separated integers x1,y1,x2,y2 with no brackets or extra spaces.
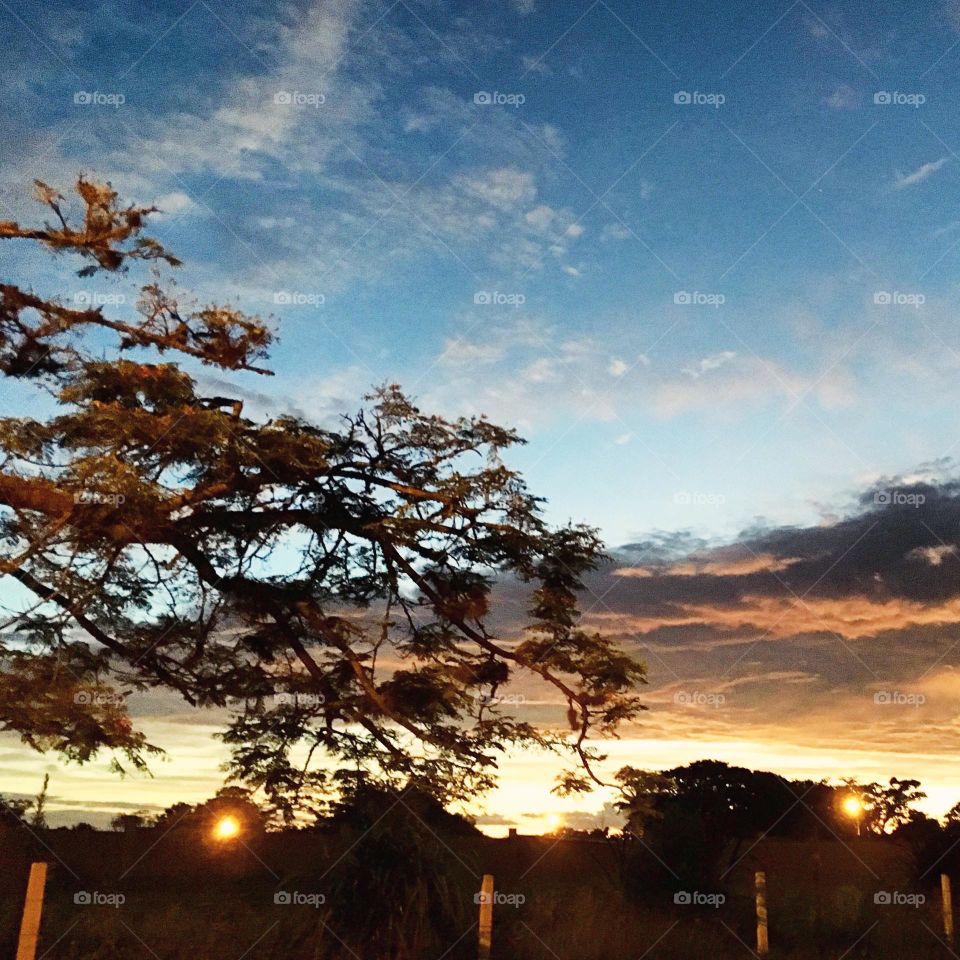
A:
0,178,645,816
858,778,927,834
320,787,475,959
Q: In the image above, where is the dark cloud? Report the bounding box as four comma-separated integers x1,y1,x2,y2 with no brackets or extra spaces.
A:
606,475,960,614
479,472,960,770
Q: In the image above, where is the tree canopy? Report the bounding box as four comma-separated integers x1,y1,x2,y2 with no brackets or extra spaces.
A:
0,178,646,818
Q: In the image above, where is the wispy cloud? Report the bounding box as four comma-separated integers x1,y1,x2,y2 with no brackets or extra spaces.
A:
893,157,949,190
681,350,737,379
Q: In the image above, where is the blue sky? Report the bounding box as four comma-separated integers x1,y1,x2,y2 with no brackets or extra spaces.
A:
6,0,960,547
7,0,960,827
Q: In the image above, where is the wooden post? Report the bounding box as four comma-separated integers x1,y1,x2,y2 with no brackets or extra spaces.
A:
478,873,494,960
755,870,769,957
16,862,48,960
942,874,954,945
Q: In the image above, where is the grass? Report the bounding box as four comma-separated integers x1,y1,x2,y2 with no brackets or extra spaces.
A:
1,828,955,959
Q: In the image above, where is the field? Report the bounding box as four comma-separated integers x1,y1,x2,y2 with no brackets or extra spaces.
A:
3,824,956,959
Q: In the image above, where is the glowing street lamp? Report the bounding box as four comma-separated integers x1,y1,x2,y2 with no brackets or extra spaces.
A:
213,814,241,842
842,795,864,836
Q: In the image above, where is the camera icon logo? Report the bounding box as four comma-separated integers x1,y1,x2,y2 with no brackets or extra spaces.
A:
674,891,692,904
875,891,892,904
74,891,92,905
874,91,892,105
274,91,293,105
274,891,292,905
674,91,691,105
73,91,92,104
474,91,492,105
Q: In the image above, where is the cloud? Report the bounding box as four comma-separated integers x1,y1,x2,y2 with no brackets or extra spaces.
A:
600,224,633,241
152,191,198,217
457,168,537,209
421,318,857,430
585,475,960,674
681,350,737,379
439,337,505,367
824,84,859,110
453,470,960,788
893,158,949,191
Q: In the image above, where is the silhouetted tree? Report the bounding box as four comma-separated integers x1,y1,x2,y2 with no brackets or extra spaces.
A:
0,179,645,818
29,773,49,829
863,778,926,833
110,811,150,831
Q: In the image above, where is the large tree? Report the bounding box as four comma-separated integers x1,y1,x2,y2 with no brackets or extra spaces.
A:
0,179,645,817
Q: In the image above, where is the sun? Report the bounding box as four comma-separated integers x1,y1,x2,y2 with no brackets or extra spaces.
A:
213,815,241,841
545,813,563,833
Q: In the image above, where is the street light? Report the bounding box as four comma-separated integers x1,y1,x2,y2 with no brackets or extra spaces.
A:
842,795,863,836
212,814,241,842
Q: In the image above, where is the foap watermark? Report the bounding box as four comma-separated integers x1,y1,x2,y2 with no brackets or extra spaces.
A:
273,692,325,707
874,291,925,307
474,290,525,307
74,691,126,706
474,890,525,907
74,891,125,908
74,291,126,307
874,891,925,907
874,490,925,508
674,290,725,307
674,891,725,908
674,91,725,108
473,91,525,108
674,491,726,507
874,690,926,707
74,491,125,507
274,291,325,306
674,690,726,708
873,91,925,108
273,90,325,107
274,891,326,907
73,91,125,108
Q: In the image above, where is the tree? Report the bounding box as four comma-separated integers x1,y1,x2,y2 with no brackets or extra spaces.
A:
613,766,673,837
30,773,49,829
0,793,32,825
110,811,150,832
0,178,645,818
861,778,926,834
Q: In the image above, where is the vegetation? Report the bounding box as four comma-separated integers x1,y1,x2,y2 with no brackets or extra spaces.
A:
0,178,646,819
2,761,957,959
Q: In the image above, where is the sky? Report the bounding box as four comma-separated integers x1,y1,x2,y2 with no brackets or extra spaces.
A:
5,0,960,832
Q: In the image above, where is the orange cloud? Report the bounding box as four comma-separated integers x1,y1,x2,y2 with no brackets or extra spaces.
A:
586,595,960,640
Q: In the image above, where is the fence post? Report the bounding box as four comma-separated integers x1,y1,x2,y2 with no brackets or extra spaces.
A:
942,874,954,945
16,862,48,960
755,870,769,957
478,873,494,960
